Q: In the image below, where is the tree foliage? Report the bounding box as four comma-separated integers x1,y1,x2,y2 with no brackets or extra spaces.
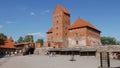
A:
101,36,119,45
116,41,120,45
17,36,24,43
23,35,33,42
16,35,34,43
0,33,7,39
36,38,44,46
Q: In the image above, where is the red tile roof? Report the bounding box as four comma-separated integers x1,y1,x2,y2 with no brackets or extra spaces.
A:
47,27,53,34
61,6,70,14
0,37,15,48
69,18,100,31
15,41,35,48
55,4,70,14
15,42,31,46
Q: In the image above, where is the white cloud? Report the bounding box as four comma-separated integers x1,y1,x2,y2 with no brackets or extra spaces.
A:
27,32,46,38
41,9,50,15
23,8,27,10
6,21,16,24
44,10,50,13
30,12,35,16
0,25,3,29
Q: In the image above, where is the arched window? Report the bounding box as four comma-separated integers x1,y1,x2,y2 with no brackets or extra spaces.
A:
56,20,58,24
65,33,67,36
48,43,50,47
56,33,58,36
56,27,58,29
76,40,78,44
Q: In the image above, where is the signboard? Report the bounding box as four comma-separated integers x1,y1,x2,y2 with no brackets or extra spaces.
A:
100,52,110,68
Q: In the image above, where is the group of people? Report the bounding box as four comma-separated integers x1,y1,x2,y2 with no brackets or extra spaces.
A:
47,52,56,57
0,49,23,58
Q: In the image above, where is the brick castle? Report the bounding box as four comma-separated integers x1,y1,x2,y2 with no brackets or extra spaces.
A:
46,4,101,48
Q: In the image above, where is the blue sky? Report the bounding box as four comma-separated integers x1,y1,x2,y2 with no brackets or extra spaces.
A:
0,0,120,42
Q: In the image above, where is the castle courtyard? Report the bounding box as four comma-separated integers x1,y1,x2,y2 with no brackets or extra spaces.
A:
0,55,120,68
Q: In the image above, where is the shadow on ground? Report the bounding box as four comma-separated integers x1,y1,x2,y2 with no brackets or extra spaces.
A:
0,55,6,58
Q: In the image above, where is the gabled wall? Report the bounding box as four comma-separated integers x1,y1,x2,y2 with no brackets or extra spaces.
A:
86,27,101,46
68,27,87,47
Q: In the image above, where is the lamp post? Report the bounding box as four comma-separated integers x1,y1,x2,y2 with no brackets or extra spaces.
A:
70,49,76,61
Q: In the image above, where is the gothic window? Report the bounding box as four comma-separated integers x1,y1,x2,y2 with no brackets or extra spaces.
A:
65,33,67,36
56,33,58,36
57,20,58,24
48,43,50,47
76,40,78,44
56,27,58,30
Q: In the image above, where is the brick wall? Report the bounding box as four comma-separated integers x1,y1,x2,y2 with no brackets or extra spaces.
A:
46,5,101,48
86,27,101,46
68,28,87,47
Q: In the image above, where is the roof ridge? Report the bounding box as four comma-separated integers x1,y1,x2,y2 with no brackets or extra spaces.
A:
69,18,100,32
54,4,70,14
47,27,53,33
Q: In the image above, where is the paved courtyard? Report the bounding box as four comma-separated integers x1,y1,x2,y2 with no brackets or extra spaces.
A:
0,55,120,68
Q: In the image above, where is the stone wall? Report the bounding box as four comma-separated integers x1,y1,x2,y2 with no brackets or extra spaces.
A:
34,47,49,55
79,45,120,58
79,45,120,52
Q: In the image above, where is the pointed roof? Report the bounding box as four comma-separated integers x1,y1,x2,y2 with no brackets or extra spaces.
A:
9,36,14,42
69,18,100,31
47,27,53,34
0,37,15,48
54,4,70,14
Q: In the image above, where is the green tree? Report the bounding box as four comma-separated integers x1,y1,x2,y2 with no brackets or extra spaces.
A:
36,38,44,46
23,35,33,42
0,33,7,39
101,36,117,45
116,41,120,45
17,36,24,43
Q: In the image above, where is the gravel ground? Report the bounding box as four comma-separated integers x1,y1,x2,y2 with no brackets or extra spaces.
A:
0,55,120,68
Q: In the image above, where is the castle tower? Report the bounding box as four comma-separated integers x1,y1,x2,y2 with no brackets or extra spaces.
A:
46,4,101,48
52,4,70,47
